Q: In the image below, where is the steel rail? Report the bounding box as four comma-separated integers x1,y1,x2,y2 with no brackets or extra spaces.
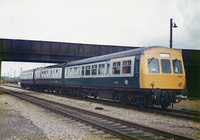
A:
2,85,200,122
0,88,195,140
2,84,200,122
0,89,141,140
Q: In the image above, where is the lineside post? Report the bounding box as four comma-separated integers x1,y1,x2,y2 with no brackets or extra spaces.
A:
0,60,1,84
0,39,2,84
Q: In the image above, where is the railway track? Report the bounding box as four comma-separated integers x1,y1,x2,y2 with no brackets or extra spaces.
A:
3,84,200,122
0,87,195,140
148,106,200,122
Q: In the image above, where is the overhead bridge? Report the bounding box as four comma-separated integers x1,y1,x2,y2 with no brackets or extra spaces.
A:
0,38,135,63
0,38,200,97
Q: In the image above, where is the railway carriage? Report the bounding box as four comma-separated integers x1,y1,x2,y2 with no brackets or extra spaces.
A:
64,49,140,98
33,64,63,92
63,46,186,108
20,69,35,88
20,46,186,108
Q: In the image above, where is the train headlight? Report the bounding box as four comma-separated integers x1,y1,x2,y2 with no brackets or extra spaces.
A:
179,82,182,87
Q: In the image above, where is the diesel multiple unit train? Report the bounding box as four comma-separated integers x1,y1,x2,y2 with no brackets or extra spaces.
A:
20,46,187,109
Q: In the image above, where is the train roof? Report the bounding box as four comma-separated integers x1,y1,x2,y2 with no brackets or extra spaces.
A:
21,64,64,74
40,63,64,69
20,69,35,74
66,46,162,66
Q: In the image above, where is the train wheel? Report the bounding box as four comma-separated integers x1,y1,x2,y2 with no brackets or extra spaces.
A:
138,103,146,109
160,98,169,109
93,95,96,99
161,102,168,109
70,92,75,96
59,88,64,94
120,96,128,105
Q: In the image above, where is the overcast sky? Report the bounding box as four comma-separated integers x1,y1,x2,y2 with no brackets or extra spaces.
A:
0,0,200,77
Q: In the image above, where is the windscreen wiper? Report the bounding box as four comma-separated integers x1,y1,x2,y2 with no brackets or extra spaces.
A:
148,57,154,64
173,58,177,66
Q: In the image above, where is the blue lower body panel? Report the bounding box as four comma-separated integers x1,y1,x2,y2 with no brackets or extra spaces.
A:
35,79,62,86
64,76,139,89
20,79,33,85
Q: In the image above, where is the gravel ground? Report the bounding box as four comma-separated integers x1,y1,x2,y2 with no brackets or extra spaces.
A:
0,90,118,140
1,85,200,139
173,99,200,112
0,100,47,140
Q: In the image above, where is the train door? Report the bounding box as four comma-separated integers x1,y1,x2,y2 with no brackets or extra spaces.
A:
134,55,140,88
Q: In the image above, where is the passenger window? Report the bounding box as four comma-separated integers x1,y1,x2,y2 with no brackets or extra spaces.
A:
161,59,171,73
148,59,160,73
173,60,183,74
73,67,78,76
98,64,105,75
112,62,121,74
86,65,90,75
69,68,73,77
50,70,52,77
92,65,97,75
77,67,80,76
65,68,68,77
106,64,110,75
122,60,131,74
82,66,85,76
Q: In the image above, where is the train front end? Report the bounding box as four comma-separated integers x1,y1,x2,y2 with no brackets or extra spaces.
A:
140,47,187,108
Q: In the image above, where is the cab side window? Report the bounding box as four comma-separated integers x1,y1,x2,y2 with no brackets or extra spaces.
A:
135,60,139,74
148,59,160,73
